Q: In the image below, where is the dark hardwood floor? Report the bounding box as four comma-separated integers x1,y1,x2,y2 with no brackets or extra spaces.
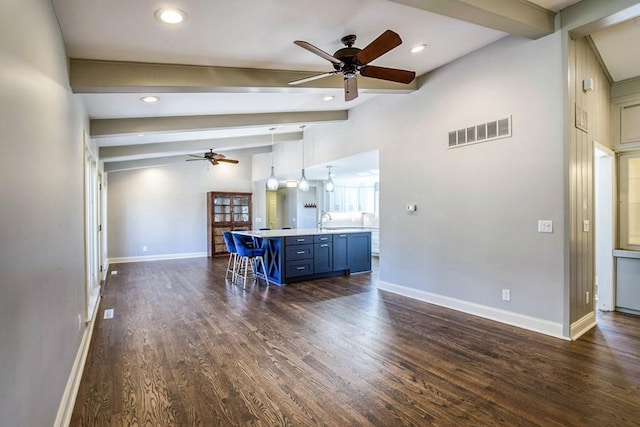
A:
71,257,640,426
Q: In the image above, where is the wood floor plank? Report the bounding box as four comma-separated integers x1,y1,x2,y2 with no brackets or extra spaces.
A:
71,257,640,426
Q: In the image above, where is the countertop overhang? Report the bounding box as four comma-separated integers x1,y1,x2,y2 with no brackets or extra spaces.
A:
233,228,371,238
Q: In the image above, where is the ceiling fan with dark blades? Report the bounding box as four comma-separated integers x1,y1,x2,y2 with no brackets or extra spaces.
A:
289,29,416,101
186,149,239,166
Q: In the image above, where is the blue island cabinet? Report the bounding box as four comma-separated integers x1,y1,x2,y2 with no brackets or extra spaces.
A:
333,232,371,274
314,234,333,274
346,232,372,273
236,229,371,285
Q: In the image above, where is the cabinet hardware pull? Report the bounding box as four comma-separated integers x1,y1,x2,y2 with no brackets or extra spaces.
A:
296,239,305,242
339,234,346,237
296,251,305,254
296,266,306,270
320,244,328,247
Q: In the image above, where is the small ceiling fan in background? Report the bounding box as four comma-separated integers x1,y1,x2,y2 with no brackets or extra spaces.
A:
289,29,416,101
186,149,239,166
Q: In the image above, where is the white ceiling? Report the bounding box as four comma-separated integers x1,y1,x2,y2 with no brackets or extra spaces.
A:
591,16,640,82
50,0,638,181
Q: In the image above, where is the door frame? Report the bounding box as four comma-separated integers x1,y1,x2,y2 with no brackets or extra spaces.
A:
594,142,616,311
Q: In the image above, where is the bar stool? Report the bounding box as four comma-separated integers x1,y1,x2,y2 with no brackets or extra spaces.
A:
222,231,238,281
232,233,270,289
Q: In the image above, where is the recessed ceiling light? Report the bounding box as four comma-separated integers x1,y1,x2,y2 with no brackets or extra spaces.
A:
323,95,335,101
140,96,159,103
411,44,427,54
155,8,186,24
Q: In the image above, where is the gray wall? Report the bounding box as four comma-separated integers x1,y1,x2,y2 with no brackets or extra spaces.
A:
377,34,566,322
267,33,568,326
0,0,88,425
107,157,252,259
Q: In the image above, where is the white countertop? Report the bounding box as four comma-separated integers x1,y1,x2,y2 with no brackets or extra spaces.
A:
323,225,379,230
233,228,371,238
613,249,640,259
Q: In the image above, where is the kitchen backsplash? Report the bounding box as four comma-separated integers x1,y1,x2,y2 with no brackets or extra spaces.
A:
324,211,378,228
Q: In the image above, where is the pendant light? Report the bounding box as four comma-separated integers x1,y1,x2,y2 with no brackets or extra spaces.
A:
298,125,310,192
325,166,335,192
265,127,279,191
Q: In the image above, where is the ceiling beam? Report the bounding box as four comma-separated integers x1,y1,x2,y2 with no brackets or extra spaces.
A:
103,146,271,173
100,132,301,162
70,59,418,94
564,0,640,39
90,110,347,137
388,0,555,39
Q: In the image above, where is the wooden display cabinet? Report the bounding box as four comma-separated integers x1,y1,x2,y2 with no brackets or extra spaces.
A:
207,191,252,257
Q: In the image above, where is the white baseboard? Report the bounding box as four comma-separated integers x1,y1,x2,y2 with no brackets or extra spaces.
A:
377,281,568,340
570,311,596,340
108,251,207,264
54,295,102,427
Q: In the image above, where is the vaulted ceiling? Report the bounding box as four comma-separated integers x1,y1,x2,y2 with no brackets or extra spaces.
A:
51,0,637,179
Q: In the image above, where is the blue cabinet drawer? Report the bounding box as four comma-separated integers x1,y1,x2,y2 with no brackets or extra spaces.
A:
285,244,313,260
285,235,314,245
286,259,313,277
313,234,333,243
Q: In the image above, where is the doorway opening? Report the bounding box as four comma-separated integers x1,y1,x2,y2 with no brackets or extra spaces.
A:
84,131,102,322
594,143,615,312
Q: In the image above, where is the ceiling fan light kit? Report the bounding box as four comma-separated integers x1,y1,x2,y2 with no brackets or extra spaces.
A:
290,29,416,101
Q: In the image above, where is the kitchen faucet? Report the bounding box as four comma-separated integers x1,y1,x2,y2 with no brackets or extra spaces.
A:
319,212,332,230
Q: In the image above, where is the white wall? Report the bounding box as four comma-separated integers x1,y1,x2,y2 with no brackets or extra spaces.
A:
0,1,89,425
107,157,252,259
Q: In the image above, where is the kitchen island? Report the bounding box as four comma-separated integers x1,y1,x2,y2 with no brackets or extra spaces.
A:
233,228,371,285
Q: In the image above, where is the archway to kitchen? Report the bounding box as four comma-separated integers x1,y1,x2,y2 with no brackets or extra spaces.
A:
264,149,380,270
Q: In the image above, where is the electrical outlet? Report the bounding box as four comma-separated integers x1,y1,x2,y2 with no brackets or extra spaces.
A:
502,289,511,301
77,314,83,331
104,309,114,319
586,291,590,304
111,270,118,275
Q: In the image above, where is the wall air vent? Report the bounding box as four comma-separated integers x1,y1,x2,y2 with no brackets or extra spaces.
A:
448,116,512,149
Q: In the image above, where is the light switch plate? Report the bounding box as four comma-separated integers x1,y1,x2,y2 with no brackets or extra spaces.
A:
583,220,590,232
538,220,553,233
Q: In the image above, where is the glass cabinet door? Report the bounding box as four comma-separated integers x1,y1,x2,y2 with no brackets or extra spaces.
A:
213,196,232,223
233,196,250,222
